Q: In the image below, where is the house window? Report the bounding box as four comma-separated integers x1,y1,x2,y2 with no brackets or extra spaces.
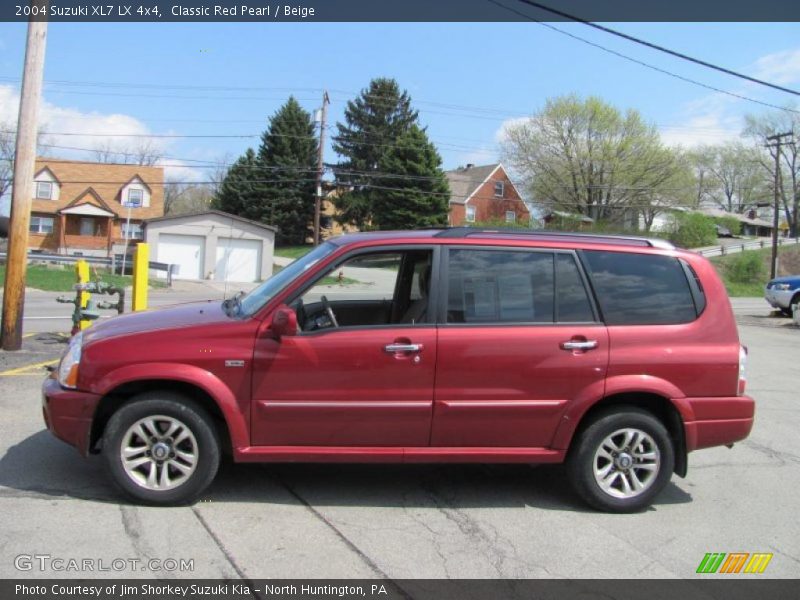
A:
29,216,54,234
35,181,53,200
80,218,96,236
494,181,504,198
465,205,476,223
122,222,144,240
505,211,516,223
126,188,144,207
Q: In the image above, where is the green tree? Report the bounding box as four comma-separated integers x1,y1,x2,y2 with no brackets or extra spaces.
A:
213,148,262,219
500,95,685,228
258,97,318,245
743,108,799,237
689,142,768,213
332,78,419,227
371,125,450,230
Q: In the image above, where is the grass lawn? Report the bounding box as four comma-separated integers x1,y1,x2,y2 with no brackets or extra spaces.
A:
274,245,313,260
0,264,166,292
710,244,800,297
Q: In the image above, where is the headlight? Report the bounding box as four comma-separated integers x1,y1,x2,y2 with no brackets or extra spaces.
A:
58,332,83,389
775,283,792,291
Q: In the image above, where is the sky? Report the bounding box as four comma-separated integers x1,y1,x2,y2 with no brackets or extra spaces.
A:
1,20,799,215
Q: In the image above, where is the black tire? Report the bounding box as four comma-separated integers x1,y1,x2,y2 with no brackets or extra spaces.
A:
781,296,800,317
567,407,674,513
103,392,220,506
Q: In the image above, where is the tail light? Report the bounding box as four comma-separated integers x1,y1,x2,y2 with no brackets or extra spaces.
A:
738,345,748,395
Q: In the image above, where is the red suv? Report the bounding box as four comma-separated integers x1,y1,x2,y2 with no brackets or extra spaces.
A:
42,228,755,512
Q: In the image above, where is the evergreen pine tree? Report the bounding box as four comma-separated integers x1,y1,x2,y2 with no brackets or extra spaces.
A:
332,78,418,227
213,148,262,220
372,125,450,230
258,97,318,245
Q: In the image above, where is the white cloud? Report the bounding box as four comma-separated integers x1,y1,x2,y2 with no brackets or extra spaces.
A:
0,84,165,160
753,48,800,86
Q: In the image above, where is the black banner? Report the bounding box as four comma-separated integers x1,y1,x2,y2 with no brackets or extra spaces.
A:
1,0,799,23
2,579,799,600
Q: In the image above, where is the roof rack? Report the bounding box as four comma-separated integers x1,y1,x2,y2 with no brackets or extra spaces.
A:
433,227,675,249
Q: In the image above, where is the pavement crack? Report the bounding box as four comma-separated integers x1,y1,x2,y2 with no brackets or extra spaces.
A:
119,505,173,579
191,506,264,600
272,473,413,599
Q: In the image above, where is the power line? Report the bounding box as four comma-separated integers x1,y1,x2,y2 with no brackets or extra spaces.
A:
510,0,800,97
488,0,800,116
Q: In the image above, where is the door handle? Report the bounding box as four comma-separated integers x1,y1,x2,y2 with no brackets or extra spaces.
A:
560,340,598,351
384,343,423,353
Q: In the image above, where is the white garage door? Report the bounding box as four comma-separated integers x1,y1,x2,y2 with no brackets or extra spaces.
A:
215,237,261,282
158,234,205,280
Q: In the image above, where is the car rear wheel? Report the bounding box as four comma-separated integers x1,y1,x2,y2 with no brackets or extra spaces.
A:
103,393,220,505
567,407,674,513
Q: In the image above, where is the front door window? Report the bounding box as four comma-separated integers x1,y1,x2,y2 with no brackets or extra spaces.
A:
79,218,95,236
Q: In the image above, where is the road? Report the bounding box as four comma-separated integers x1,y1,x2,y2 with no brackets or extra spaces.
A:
0,298,797,580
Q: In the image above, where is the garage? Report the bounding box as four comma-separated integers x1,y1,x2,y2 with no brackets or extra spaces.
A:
215,237,262,282
145,210,276,282
157,233,205,280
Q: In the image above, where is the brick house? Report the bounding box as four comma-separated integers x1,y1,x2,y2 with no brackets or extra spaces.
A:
445,163,530,226
28,158,164,257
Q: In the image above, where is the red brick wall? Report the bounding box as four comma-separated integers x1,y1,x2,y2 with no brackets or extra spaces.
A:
449,167,530,226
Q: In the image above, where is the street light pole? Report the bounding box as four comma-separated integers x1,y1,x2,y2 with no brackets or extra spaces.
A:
1,11,48,351
766,131,793,280
313,91,329,246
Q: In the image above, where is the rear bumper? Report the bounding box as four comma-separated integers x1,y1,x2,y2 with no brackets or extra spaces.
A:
42,376,101,456
684,395,755,451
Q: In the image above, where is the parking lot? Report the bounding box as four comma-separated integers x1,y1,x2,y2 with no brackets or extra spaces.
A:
0,297,797,580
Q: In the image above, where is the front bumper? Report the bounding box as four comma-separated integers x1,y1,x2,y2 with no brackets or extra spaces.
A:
684,395,755,451
765,288,795,310
42,376,101,456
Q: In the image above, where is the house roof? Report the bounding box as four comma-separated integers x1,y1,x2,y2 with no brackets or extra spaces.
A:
120,174,153,193
144,209,279,232
58,187,118,217
34,166,61,184
698,207,773,229
444,163,501,205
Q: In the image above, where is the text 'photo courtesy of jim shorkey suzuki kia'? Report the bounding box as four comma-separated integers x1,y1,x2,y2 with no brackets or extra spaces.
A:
42,228,755,512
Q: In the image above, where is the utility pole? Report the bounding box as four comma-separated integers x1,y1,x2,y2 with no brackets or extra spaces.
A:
1,12,48,351
766,131,793,280
313,90,329,246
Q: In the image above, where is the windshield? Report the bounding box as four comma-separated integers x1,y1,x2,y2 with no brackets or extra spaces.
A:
236,242,337,317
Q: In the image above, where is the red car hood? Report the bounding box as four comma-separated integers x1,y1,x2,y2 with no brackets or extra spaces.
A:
82,300,231,343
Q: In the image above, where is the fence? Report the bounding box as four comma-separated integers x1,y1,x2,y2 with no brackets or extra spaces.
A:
0,251,175,286
696,237,800,258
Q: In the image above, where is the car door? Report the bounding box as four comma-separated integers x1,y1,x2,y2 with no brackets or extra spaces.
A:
431,247,609,448
250,247,438,447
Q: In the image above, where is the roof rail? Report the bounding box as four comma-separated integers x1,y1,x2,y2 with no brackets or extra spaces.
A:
433,227,675,249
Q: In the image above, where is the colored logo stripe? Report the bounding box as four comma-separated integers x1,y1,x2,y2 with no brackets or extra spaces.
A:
696,552,773,574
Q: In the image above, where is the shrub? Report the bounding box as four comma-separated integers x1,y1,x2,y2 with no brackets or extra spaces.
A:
714,215,742,236
726,250,766,284
667,213,717,248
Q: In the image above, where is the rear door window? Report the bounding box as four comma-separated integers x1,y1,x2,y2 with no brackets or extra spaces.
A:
445,248,596,324
582,251,697,325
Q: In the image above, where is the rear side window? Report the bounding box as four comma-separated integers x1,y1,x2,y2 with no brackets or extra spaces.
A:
445,249,596,324
583,251,697,325
447,249,554,323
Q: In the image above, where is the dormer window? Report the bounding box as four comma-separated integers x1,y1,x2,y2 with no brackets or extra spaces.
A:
494,181,505,198
127,188,144,207
36,181,53,199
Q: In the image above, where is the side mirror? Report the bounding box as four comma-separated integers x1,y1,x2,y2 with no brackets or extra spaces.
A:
271,306,297,338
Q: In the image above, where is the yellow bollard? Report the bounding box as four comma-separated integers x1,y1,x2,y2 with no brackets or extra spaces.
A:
75,260,92,331
132,243,149,311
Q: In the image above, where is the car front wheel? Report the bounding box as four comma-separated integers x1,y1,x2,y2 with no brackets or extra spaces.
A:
103,393,220,505
567,407,674,513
